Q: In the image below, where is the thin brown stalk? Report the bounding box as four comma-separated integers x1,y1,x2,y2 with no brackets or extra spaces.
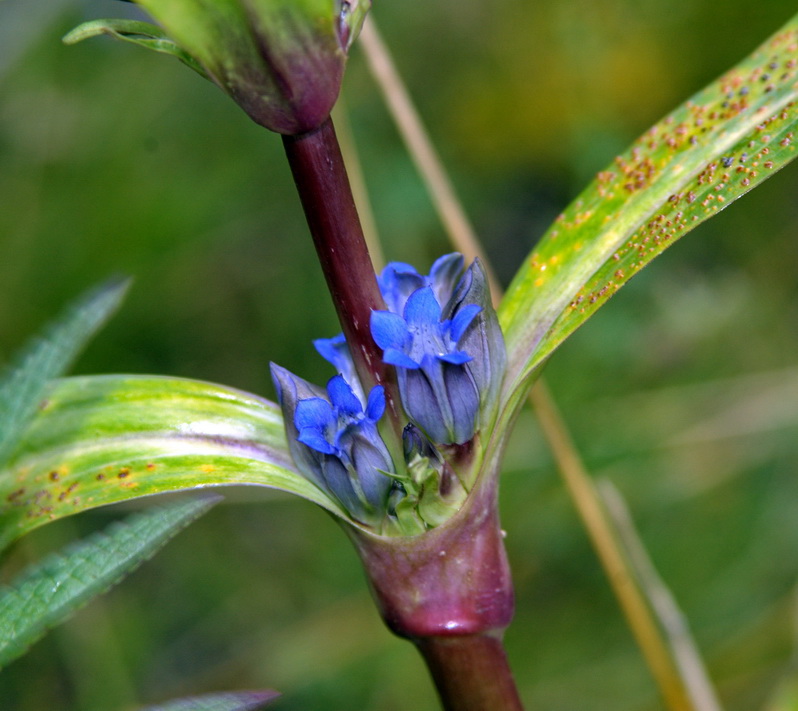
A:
529,383,694,711
599,480,723,711
357,19,501,304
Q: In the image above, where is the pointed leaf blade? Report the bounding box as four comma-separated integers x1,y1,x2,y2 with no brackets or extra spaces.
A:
0,279,128,465
63,19,208,78
498,15,798,407
0,375,345,549
0,495,218,668
140,691,280,711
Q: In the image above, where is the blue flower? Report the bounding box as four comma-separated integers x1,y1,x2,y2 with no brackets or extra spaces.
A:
272,253,505,530
270,364,395,526
371,287,480,444
313,333,364,403
370,257,505,445
378,253,464,316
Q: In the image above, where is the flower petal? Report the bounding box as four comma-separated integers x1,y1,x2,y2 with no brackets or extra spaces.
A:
429,253,464,306
383,348,420,370
378,262,425,314
295,397,333,431
403,286,441,326
450,303,482,342
327,374,362,416
297,430,336,455
370,310,410,350
438,350,472,365
365,385,386,421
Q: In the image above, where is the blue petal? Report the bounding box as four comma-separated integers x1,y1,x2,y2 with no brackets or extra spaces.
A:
450,303,482,342
295,397,333,431
319,455,363,514
429,253,465,305
442,364,480,444
314,333,346,368
403,286,441,327
327,374,362,416
349,432,394,508
438,350,472,365
381,261,418,277
297,430,336,455
384,347,421,370
365,385,386,421
371,310,410,350
378,262,425,314
400,368,448,443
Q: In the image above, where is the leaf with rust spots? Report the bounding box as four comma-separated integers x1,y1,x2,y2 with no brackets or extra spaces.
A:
0,375,350,550
497,13,798,421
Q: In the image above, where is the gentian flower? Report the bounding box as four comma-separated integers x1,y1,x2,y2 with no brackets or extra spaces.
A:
270,364,395,526
378,252,464,316
370,257,506,446
313,333,364,403
272,253,505,530
371,287,481,444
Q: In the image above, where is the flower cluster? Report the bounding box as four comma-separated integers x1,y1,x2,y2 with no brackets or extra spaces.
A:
271,254,505,530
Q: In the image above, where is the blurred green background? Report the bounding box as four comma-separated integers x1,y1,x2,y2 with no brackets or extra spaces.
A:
2,1,798,709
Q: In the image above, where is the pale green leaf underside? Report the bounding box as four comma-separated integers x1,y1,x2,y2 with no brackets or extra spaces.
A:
0,280,127,466
140,691,280,711
63,19,209,79
0,495,218,668
0,375,345,549
498,14,798,411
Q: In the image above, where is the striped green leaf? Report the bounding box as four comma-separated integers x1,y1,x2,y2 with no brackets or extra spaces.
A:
498,14,798,415
140,691,280,711
0,375,346,550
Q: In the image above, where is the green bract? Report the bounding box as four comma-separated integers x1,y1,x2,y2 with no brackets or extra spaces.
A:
64,0,371,135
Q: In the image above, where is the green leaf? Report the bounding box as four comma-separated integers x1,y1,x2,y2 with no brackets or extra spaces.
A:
62,19,209,78
140,691,280,711
0,495,218,668
498,14,798,413
0,375,346,549
0,279,128,467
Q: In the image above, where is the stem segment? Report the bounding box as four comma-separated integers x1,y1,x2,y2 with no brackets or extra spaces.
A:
282,118,401,429
417,634,523,711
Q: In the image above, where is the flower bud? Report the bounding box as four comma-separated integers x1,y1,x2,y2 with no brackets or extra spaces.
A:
72,0,370,135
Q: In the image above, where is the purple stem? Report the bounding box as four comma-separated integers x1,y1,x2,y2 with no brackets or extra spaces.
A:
282,118,402,432
417,635,523,711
